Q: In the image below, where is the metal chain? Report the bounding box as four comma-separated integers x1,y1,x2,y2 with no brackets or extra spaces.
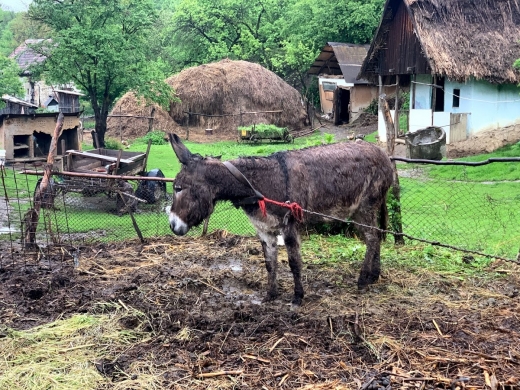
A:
300,208,520,265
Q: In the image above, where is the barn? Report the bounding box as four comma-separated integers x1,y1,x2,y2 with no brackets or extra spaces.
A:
359,0,520,144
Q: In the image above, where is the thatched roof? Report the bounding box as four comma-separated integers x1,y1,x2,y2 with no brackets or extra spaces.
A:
167,59,308,134
106,92,181,140
360,0,520,83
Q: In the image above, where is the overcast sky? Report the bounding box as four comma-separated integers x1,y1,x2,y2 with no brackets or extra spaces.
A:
1,0,31,12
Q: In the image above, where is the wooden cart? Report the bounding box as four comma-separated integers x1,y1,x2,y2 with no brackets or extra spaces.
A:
238,126,293,144
37,141,165,214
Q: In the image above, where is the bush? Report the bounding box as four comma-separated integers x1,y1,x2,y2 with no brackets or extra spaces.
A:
134,130,168,145
104,138,124,150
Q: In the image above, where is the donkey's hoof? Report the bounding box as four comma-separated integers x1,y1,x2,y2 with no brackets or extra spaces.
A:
262,292,279,303
291,296,303,307
357,271,380,290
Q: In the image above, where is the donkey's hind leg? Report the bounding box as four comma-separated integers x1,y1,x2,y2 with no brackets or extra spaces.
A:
258,231,279,302
353,207,383,289
283,223,304,306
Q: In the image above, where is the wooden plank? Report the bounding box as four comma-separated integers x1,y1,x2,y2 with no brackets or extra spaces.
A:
66,150,134,164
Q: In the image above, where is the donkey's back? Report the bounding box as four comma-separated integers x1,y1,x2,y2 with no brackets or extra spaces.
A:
257,141,394,218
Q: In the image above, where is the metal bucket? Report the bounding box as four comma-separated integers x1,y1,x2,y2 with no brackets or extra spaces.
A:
405,126,446,161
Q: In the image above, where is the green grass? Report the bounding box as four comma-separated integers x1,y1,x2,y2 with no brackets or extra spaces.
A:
129,130,328,178
301,234,496,278
2,132,519,259
399,177,520,258
425,141,520,181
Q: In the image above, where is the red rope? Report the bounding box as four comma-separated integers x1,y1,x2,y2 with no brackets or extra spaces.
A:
258,198,304,222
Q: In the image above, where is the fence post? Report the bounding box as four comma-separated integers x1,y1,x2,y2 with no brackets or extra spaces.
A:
186,111,190,141
394,75,400,138
24,112,64,249
148,107,155,134
380,95,405,245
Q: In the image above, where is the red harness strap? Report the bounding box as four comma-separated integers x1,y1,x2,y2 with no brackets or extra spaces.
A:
258,198,304,222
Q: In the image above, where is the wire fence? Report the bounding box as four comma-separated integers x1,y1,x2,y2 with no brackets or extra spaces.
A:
1,160,519,269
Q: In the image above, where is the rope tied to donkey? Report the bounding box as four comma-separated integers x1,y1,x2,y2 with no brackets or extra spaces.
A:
223,160,304,222
258,198,304,222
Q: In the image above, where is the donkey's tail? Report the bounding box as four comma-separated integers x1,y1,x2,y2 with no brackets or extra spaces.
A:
378,200,388,241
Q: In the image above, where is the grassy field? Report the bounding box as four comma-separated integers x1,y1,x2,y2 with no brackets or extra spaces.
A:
2,132,519,260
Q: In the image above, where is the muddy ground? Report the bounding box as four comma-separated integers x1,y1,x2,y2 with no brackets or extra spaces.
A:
1,235,519,389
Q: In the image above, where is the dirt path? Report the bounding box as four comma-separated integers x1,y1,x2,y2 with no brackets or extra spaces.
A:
1,236,519,389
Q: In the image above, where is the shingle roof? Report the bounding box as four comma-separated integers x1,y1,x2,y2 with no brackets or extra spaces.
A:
308,43,370,84
9,39,46,75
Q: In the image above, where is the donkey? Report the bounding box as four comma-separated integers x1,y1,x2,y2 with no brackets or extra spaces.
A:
167,133,394,306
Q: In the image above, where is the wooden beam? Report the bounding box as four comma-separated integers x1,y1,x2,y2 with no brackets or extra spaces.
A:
65,150,134,164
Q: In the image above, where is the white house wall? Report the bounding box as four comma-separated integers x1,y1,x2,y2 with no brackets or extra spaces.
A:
409,76,520,138
445,79,520,134
413,74,433,109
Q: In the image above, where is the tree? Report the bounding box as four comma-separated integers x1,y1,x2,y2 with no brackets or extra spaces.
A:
28,0,175,147
0,55,23,108
169,0,288,71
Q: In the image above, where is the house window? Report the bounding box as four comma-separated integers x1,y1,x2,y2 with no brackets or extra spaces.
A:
453,89,460,108
322,82,337,92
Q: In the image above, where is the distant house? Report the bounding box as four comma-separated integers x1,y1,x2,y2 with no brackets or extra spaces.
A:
308,43,380,125
0,40,84,162
358,0,520,144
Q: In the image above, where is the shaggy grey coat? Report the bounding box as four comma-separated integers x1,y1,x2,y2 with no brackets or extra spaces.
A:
168,134,394,305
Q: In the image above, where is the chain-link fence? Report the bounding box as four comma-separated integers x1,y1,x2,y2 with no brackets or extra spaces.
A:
1,160,519,269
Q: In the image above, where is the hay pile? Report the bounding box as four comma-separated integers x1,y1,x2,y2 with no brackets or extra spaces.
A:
106,92,181,140
166,59,308,138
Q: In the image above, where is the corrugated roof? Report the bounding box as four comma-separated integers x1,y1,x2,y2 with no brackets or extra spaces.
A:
1,94,39,108
54,89,85,96
308,43,370,84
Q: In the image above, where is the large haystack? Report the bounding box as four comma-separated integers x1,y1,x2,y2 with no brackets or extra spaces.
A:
107,92,181,140
167,59,308,137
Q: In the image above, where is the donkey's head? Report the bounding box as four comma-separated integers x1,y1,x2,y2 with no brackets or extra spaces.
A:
167,133,220,235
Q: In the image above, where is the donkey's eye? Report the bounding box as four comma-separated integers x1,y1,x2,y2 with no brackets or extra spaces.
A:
174,185,182,193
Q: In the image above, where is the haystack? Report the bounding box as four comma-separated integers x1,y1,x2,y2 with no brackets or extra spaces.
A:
166,59,308,137
106,92,181,140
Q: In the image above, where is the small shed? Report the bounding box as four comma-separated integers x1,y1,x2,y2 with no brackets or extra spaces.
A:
54,89,83,114
42,96,59,112
308,43,378,124
0,95,38,116
0,103,81,162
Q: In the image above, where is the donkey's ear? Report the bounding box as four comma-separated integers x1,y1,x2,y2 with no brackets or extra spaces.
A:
169,133,192,164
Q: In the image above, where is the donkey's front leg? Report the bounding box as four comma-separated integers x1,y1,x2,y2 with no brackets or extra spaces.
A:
259,232,279,301
283,223,304,306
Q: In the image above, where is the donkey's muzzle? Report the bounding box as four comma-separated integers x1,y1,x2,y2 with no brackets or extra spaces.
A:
168,212,189,236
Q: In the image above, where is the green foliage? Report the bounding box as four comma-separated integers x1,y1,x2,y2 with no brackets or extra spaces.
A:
103,138,124,150
323,133,335,144
27,0,175,147
363,131,378,143
167,0,384,95
364,98,378,115
133,130,168,145
0,54,23,107
386,189,402,233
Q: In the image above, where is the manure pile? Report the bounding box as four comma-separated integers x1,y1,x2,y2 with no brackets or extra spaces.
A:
1,236,519,389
